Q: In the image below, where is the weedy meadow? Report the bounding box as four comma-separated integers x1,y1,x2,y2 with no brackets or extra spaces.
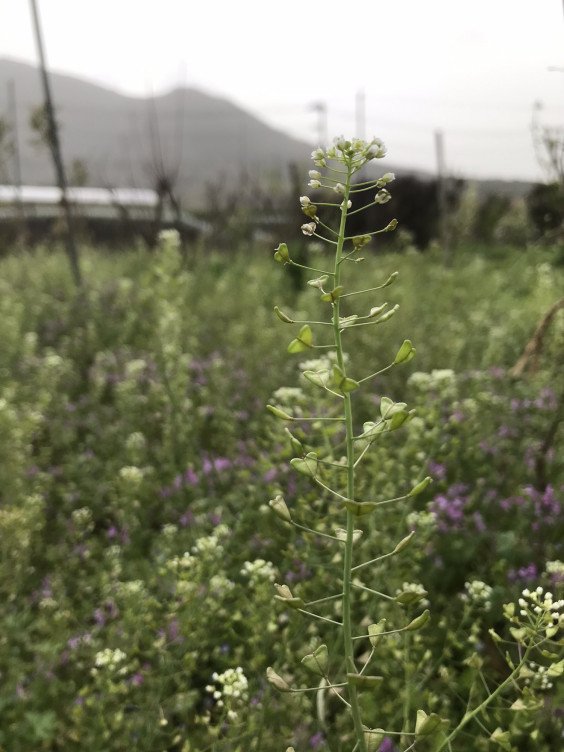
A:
0,138,562,752
264,137,564,752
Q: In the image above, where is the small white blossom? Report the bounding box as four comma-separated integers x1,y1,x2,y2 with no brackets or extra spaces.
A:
463,580,493,609
241,559,277,587
301,222,317,236
374,188,392,204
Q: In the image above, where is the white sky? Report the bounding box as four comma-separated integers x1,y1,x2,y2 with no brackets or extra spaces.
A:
1,0,563,182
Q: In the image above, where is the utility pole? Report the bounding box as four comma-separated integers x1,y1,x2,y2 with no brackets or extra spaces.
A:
30,0,82,286
311,102,328,147
7,79,25,233
355,90,366,141
435,129,450,266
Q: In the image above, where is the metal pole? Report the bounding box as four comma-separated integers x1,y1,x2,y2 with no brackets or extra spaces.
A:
29,0,82,286
356,90,365,141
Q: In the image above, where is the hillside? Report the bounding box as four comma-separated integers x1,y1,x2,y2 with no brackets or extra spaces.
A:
0,58,318,205
0,58,534,206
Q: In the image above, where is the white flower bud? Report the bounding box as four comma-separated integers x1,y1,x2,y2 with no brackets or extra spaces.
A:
301,222,317,236
308,179,321,189
334,183,345,195
308,170,321,180
375,189,392,204
300,196,311,207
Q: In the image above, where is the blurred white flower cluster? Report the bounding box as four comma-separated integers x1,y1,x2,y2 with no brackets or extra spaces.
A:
206,666,249,720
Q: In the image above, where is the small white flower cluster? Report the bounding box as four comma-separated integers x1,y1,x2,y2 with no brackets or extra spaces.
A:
71,506,94,532
299,350,348,374
546,560,564,577
524,661,555,691
191,524,230,556
463,580,493,609
408,369,457,395
406,509,437,532
167,552,196,571
519,586,564,627
271,386,305,406
124,359,147,378
118,465,144,486
115,580,147,599
209,573,236,595
398,582,426,596
206,666,249,721
125,431,146,451
241,559,277,587
94,648,127,675
158,228,181,249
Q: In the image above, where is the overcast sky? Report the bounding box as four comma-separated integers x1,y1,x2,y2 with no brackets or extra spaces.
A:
1,0,563,182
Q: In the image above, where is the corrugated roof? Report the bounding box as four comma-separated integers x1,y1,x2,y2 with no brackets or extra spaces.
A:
0,185,158,206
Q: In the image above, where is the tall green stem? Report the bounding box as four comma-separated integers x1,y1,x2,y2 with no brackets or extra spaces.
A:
333,163,367,752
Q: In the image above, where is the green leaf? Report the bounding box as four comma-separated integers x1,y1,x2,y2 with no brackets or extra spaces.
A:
302,204,318,218
307,275,329,289
339,314,359,329
404,609,431,632
408,476,432,497
358,420,387,444
273,243,291,263
395,588,428,605
368,303,387,318
346,673,383,689
375,304,399,323
303,369,332,388
547,658,564,677
380,397,407,419
364,729,385,752
334,527,363,542
368,619,387,646
284,427,304,454
269,495,291,522
320,285,344,303
381,270,398,287
274,594,305,609
490,728,512,751
301,644,329,675
343,499,378,516
266,667,292,692
266,404,294,420
274,306,294,323
393,339,416,364
333,365,360,393
392,531,415,554
288,324,313,353
388,409,416,430
415,709,448,738
290,452,318,478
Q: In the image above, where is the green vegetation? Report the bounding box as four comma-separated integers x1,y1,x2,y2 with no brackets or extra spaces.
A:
0,214,563,750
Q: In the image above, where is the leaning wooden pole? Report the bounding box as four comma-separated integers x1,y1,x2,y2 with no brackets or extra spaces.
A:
30,0,82,286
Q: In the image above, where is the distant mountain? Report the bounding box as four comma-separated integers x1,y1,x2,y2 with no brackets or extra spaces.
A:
0,58,535,206
0,58,318,205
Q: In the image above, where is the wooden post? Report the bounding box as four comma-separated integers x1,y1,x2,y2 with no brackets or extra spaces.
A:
30,0,82,286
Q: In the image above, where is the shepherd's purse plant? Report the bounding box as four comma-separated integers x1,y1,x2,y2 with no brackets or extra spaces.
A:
265,136,564,752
